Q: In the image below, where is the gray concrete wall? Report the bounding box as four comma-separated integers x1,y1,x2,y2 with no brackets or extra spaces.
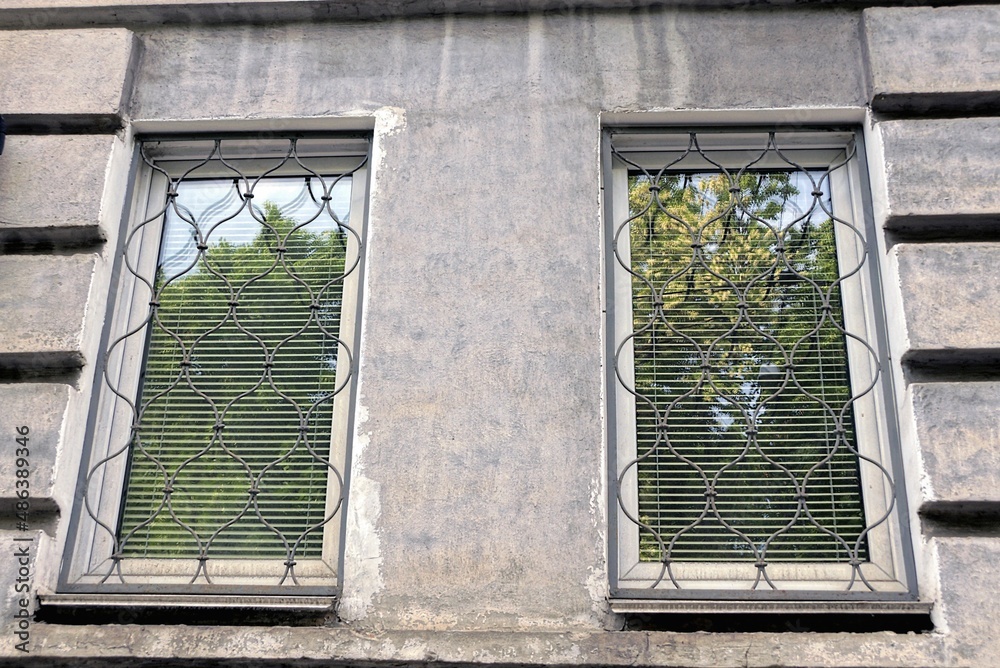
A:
0,1,999,666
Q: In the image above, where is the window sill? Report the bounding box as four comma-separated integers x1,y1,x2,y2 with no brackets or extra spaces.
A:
38,593,336,611
609,598,934,615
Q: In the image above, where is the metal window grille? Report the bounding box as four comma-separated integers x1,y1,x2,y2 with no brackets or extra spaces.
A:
64,135,369,590
606,129,913,596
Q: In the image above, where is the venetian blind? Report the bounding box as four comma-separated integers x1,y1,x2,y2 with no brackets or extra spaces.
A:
627,170,869,563
119,174,353,559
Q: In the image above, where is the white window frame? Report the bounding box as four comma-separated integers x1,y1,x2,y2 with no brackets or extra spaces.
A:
604,128,916,601
58,135,369,597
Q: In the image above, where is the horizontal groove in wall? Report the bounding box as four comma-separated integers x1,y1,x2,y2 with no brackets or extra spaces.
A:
2,114,124,136
36,601,335,627
0,0,993,29
921,502,1000,537
621,609,934,634
872,94,1000,117
903,349,1000,383
0,227,106,254
0,502,59,535
885,215,1000,245
0,352,84,384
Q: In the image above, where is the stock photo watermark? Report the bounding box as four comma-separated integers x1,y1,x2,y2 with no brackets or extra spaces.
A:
11,425,32,653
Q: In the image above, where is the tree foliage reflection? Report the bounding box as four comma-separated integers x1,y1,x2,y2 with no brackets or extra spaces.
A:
627,171,869,563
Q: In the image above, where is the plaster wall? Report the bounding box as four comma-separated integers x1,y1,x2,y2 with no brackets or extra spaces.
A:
0,2,998,666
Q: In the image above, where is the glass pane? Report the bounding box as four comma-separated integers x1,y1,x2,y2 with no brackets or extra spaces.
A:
628,170,868,563
119,175,351,559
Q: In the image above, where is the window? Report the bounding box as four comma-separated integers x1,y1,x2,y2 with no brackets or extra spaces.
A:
60,134,369,596
604,128,915,602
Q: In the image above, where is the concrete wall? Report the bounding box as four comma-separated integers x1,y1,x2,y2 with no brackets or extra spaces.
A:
0,1,998,665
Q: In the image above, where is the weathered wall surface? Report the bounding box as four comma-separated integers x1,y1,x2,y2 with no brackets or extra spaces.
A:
0,1,998,666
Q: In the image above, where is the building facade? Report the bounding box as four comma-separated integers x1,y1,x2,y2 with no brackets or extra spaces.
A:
0,1,999,665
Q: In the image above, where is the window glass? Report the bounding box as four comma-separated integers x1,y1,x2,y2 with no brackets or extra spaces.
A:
121,176,352,559
627,171,867,564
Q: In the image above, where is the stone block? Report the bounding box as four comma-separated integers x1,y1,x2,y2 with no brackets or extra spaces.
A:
878,119,1000,229
0,384,70,505
864,6,1000,111
934,537,1000,663
0,135,115,248
0,254,96,367
911,382,1000,504
0,28,139,130
895,243,1000,352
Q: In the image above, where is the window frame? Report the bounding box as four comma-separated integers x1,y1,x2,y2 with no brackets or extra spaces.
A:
58,133,371,598
603,126,918,602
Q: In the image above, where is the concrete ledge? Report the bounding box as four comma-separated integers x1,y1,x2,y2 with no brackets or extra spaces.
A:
0,28,139,125
0,254,97,367
895,243,1000,352
13,625,948,666
879,119,1000,233
0,135,116,250
0,384,71,508
911,382,1000,504
864,5,1000,112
